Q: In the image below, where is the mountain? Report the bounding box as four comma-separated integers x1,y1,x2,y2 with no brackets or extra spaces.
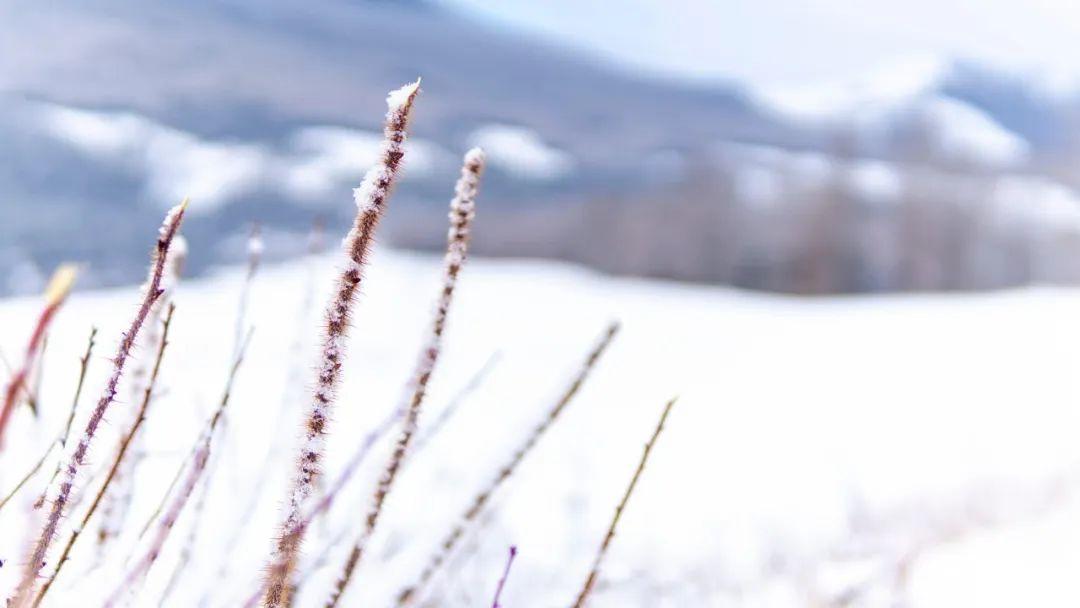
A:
0,0,804,293
5,2,1080,294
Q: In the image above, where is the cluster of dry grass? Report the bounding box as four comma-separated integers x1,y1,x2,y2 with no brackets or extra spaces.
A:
0,82,676,608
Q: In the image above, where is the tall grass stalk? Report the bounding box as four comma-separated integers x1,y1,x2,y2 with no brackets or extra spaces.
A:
570,397,677,608
324,147,485,608
0,265,78,449
0,328,96,515
396,322,620,606
98,236,186,551
9,200,188,608
31,304,176,608
262,79,421,608
103,422,212,608
490,545,518,608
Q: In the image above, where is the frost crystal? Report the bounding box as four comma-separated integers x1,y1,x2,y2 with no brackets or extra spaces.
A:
386,78,421,111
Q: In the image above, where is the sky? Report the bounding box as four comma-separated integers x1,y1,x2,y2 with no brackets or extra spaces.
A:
441,0,1080,92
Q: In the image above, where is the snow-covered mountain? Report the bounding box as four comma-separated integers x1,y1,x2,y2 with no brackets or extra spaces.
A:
5,2,1080,293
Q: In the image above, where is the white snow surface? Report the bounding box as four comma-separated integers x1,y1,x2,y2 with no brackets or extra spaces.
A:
2,250,1080,606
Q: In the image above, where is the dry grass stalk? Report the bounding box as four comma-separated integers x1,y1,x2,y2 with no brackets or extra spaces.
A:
396,322,621,607
571,397,677,608
31,304,176,608
412,350,500,455
261,79,422,608
161,230,260,604
0,264,78,449
324,147,485,608
103,422,212,608
98,235,186,551
60,327,98,448
273,351,502,604
131,326,254,553
205,220,327,607
234,224,264,357
0,328,96,515
111,326,252,607
306,349,501,542
490,545,518,608
9,200,188,608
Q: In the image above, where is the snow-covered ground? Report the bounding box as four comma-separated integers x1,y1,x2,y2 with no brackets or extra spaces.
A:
3,248,1080,606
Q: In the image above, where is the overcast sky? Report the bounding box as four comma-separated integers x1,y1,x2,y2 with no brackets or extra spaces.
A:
442,0,1080,90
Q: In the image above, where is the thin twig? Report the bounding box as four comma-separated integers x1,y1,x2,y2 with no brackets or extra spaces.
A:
31,305,177,608
132,328,254,549
10,200,187,608
0,265,78,448
62,327,97,447
325,147,485,608
98,236,186,551
571,397,677,608
490,546,518,608
262,79,421,608
396,323,620,606
0,328,96,515
276,352,503,604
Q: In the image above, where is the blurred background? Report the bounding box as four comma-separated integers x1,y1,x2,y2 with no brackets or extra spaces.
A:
10,0,1080,294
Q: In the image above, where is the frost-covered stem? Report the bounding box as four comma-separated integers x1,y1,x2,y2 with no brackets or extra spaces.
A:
103,425,212,608
412,351,500,455
571,397,677,608
9,200,187,608
235,224,263,358
61,327,98,448
261,79,421,608
396,322,620,607
0,265,78,449
276,352,503,604
132,327,253,554
307,350,500,544
32,305,176,608
205,220,326,608
0,328,96,515
162,230,255,602
119,327,250,606
491,546,518,608
98,237,186,552
325,148,485,608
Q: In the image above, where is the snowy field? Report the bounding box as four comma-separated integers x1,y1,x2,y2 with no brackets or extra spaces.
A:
3,247,1080,606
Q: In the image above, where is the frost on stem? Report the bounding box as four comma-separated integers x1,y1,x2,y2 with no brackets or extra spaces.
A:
262,80,421,608
396,322,620,607
103,425,213,608
32,305,177,608
571,397,677,608
0,264,78,449
98,235,187,553
9,199,188,608
325,148,485,608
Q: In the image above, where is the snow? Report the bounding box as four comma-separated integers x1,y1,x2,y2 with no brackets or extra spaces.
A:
37,105,268,211
33,104,446,210
753,54,949,121
386,79,422,112
468,124,574,180
917,96,1030,166
286,127,442,201
3,250,1080,606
